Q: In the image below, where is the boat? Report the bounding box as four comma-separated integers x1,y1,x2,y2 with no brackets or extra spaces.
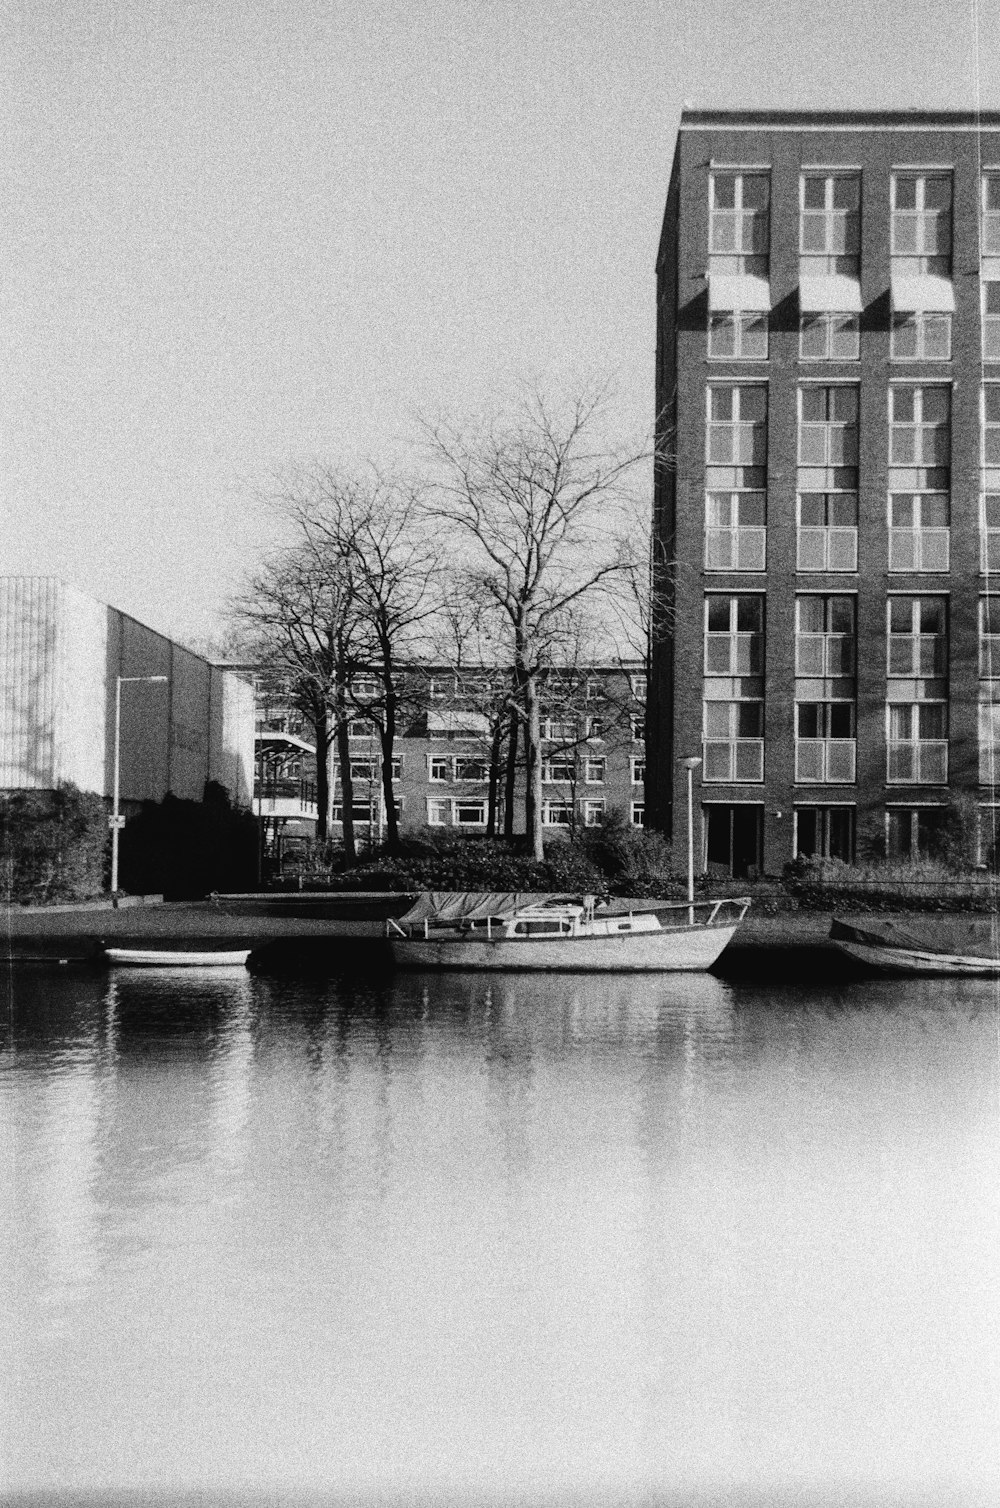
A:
385,890,750,972
102,946,252,968
829,916,1000,976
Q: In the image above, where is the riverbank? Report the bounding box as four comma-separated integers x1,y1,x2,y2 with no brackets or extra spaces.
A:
0,895,903,978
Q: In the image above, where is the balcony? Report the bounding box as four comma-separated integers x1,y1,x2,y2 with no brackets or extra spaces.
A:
705,527,766,571
257,778,319,821
794,739,856,784
888,528,950,572
703,739,764,783
886,740,948,784
796,527,858,572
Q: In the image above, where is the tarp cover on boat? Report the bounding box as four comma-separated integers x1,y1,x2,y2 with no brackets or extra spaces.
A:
834,914,1000,960
398,891,576,926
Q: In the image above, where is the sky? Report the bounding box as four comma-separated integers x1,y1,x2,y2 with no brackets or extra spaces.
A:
3,0,999,649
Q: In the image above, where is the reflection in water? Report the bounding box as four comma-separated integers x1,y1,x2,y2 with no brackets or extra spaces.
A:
1,966,999,1503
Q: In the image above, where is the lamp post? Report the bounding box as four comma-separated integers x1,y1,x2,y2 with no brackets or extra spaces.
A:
680,756,702,925
111,675,168,899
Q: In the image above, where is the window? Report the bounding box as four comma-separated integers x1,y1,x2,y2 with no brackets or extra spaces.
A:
630,714,645,741
983,387,1000,572
887,597,948,785
331,802,377,824
795,595,856,677
709,171,770,275
631,757,645,784
891,312,952,362
800,173,860,274
708,311,768,359
889,387,951,573
585,676,602,702
704,804,762,879
349,759,377,782
542,758,575,783
982,598,1000,679
707,384,768,469
704,594,764,675
347,719,375,739
797,491,858,570
584,757,606,783
542,800,573,827
703,697,765,782
798,385,858,467
705,490,766,571
888,492,949,571
541,718,576,742
794,597,857,785
891,173,952,275
984,173,1000,256
887,596,947,677
428,676,454,701
456,674,489,698
427,798,450,826
631,803,645,827
350,675,378,701
979,598,1000,783
800,313,860,362
630,672,647,702
707,386,767,575
390,757,403,781
586,716,604,740
582,799,605,827
887,807,946,860
429,757,450,782
795,807,855,862
453,757,488,782
454,800,487,826
985,284,1000,362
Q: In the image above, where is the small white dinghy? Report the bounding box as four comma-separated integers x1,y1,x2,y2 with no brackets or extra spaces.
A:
103,946,252,968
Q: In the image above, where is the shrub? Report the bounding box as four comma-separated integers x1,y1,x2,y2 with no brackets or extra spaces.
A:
0,783,108,904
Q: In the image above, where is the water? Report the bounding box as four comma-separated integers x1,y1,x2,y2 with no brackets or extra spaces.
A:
2,962,1000,1506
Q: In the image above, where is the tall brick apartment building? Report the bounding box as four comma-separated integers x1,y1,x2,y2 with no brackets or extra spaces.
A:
650,108,1000,877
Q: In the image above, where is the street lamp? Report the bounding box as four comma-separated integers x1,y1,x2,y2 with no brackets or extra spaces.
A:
679,756,702,924
111,674,168,899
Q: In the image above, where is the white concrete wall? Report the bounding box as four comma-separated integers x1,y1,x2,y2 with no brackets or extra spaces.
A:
0,577,255,807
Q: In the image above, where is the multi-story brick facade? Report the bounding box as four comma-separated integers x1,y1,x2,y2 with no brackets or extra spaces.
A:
245,663,646,864
650,108,1000,876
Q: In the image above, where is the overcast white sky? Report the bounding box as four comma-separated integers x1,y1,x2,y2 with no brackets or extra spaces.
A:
3,0,998,647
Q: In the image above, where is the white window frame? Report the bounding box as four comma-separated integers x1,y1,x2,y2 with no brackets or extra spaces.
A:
428,756,450,783
890,311,952,362
890,172,953,275
631,802,646,827
584,757,606,784
709,170,770,274
453,799,487,827
427,798,450,826
799,171,861,273
582,799,605,827
708,310,768,360
631,757,645,785
541,799,573,827
799,311,860,362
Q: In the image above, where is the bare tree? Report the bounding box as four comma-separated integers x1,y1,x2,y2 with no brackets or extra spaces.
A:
423,383,652,860
287,468,442,854
229,532,361,856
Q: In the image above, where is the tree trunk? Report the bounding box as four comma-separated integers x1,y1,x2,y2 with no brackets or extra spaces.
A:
524,672,544,861
314,709,331,843
503,704,519,842
487,720,503,838
379,691,399,854
335,715,356,862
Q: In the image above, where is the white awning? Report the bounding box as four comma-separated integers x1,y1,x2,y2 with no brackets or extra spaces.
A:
707,273,771,312
427,710,490,736
256,731,316,754
890,274,956,313
798,274,863,313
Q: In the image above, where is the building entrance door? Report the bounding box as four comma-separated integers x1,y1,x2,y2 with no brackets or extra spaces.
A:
705,804,763,879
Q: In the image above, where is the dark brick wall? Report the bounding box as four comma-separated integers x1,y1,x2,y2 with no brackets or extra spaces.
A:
652,116,1000,871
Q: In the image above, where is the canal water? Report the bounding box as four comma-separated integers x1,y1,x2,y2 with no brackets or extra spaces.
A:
2,962,999,1506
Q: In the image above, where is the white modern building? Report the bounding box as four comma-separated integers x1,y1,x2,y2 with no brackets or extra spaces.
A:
0,577,254,810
